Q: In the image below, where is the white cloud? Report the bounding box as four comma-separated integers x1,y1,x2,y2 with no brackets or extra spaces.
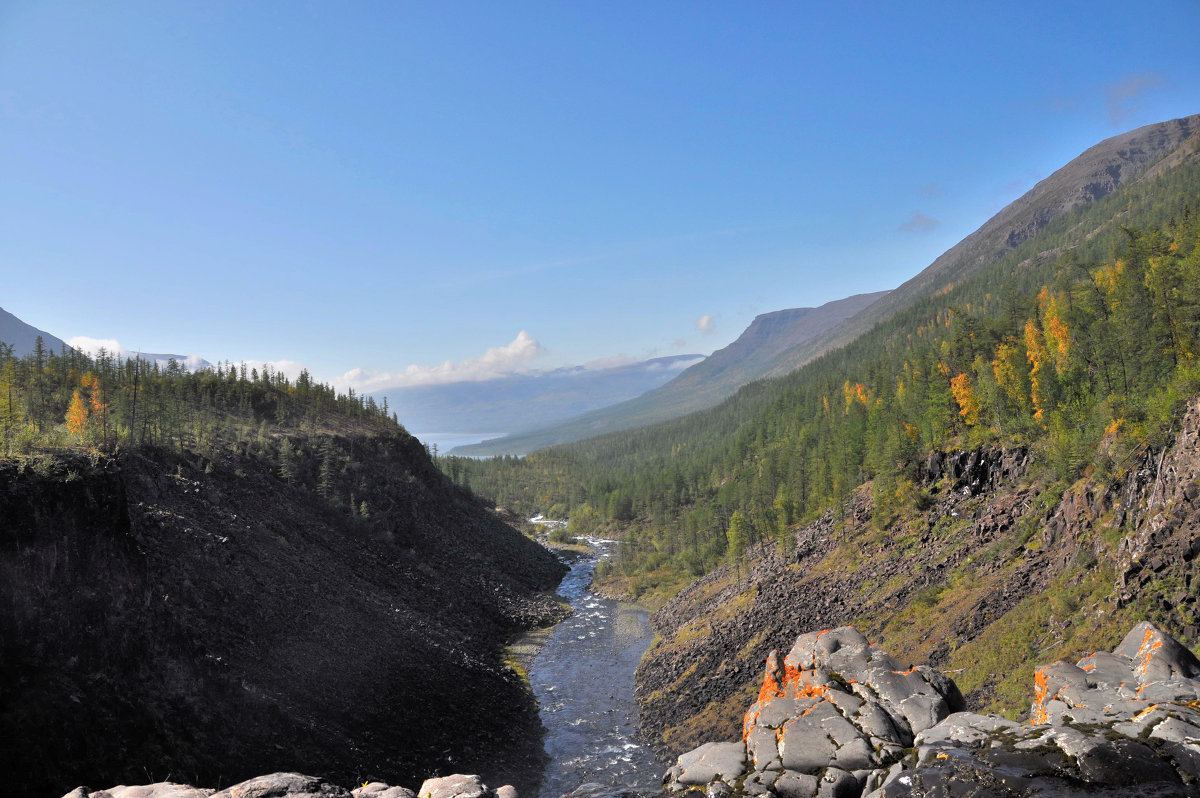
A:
336,331,546,393
696,314,716,334
67,336,211,371
67,336,125,357
239,359,309,382
669,355,705,370
182,354,210,371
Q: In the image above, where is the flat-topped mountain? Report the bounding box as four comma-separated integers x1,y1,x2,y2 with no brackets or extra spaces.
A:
453,292,886,456
377,354,703,438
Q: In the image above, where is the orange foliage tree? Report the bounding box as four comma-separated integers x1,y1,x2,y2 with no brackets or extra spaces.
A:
949,372,981,427
82,372,110,447
66,389,89,440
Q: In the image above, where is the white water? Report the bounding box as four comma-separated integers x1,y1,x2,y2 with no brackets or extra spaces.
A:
529,538,664,797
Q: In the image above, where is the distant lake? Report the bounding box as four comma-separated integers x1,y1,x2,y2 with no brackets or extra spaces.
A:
412,431,508,455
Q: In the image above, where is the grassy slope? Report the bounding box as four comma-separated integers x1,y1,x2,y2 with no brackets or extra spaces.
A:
633,417,1200,758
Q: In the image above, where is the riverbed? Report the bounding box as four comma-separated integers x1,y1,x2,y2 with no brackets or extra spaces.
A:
526,538,664,797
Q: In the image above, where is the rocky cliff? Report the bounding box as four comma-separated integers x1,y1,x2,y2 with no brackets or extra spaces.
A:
636,395,1200,762
664,623,1200,796
0,429,568,798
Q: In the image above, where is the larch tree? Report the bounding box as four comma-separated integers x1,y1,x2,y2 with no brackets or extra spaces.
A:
66,389,89,441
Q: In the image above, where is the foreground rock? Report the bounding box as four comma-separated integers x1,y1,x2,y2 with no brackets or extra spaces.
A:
66,773,511,798
665,623,1200,796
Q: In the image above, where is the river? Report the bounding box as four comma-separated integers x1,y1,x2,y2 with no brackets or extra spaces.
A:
526,537,664,797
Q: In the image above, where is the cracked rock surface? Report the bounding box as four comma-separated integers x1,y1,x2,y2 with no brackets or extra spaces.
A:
665,623,1200,797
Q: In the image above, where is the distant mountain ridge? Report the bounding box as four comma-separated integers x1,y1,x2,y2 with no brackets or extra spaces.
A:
452,291,887,455
757,113,1200,380
0,305,70,356
377,353,703,435
647,292,889,405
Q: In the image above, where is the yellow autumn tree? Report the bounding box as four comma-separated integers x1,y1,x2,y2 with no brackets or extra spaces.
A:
949,372,980,427
991,341,1028,410
1039,288,1071,374
1024,318,1049,423
82,372,109,446
66,389,89,440
843,380,870,413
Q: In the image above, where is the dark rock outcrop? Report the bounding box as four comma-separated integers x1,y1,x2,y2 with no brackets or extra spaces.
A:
3,438,568,798
664,623,1200,797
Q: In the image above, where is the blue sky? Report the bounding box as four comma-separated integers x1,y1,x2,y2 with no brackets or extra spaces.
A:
2,1,1199,392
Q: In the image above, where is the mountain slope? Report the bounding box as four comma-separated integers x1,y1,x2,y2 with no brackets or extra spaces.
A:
446,114,1200,760
635,396,1200,759
0,305,69,356
758,113,1200,379
453,292,886,456
456,116,1199,460
377,354,702,435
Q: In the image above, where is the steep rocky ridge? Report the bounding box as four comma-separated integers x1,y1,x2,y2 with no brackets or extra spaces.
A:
0,429,567,798
759,114,1200,381
635,394,1200,762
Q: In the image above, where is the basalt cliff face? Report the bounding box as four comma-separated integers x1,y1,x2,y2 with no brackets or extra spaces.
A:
664,623,1200,796
0,430,567,798
636,396,1200,764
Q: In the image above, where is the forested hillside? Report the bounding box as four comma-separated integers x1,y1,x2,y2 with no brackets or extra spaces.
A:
448,119,1200,600
0,341,567,797
431,115,1200,766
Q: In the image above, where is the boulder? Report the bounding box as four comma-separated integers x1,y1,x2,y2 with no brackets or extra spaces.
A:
416,775,489,798
666,741,747,786
665,623,1200,796
211,773,350,798
352,785,417,798
667,627,961,794
64,787,215,798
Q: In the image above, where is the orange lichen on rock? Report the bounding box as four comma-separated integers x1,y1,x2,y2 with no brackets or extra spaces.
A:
1133,628,1164,676
745,644,840,739
757,669,782,704
1032,667,1050,725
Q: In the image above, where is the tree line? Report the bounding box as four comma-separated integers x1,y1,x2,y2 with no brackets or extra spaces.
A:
0,341,399,458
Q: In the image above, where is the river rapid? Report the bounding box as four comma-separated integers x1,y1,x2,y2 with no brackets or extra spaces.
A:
527,537,664,798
